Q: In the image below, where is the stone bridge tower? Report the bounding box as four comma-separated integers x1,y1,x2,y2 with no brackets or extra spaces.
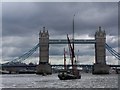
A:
92,27,109,74
36,27,52,75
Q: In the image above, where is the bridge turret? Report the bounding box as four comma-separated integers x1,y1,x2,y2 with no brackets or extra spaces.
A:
95,26,106,39
37,27,52,75
95,26,106,64
93,26,109,74
39,27,49,64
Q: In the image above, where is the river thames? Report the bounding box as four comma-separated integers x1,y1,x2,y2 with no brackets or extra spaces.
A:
0,73,118,88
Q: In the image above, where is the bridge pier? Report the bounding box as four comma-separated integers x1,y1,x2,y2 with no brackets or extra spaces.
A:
36,63,52,75
92,64,109,74
92,27,109,74
36,27,52,75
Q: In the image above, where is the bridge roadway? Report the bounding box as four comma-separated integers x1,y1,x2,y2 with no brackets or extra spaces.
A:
49,39,96,44
2,64,120,68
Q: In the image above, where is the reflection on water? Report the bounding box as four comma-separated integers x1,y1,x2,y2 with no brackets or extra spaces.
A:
1,73,118,88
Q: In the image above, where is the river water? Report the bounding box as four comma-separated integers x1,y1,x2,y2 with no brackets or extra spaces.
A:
0,73,118,88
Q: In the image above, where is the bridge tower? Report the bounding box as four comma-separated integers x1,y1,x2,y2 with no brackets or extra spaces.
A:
92,26,109,74
36,27,52,75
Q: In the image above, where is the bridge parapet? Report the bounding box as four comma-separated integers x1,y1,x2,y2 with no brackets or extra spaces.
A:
49,39,96,44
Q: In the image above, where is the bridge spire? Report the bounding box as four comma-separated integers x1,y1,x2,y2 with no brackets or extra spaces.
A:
98,26,101,31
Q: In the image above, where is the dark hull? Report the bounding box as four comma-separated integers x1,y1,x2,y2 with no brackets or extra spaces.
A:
116,69,120,74
58,73,81,80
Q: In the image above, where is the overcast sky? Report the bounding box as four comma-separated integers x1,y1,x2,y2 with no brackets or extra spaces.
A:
1,2,119,65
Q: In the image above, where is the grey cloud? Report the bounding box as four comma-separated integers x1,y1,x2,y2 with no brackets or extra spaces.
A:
2,35,38,58
2,2,118,62
2,2,118,36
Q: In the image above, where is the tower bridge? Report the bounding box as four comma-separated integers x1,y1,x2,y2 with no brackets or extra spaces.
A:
36,26,110,75
3,26,120,75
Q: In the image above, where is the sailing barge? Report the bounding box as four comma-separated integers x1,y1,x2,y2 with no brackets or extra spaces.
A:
58,35,81,80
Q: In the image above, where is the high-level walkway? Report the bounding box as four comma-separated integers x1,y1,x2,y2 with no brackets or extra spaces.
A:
49,39,95,44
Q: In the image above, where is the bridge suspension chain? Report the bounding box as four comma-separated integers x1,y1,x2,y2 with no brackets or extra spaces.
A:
105,43,120,60
6,42,120,64
106,43,120,57
10,43,39,63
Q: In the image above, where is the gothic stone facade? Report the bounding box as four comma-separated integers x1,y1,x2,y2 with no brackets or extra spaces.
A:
36,27,52,75
92,27,109,74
